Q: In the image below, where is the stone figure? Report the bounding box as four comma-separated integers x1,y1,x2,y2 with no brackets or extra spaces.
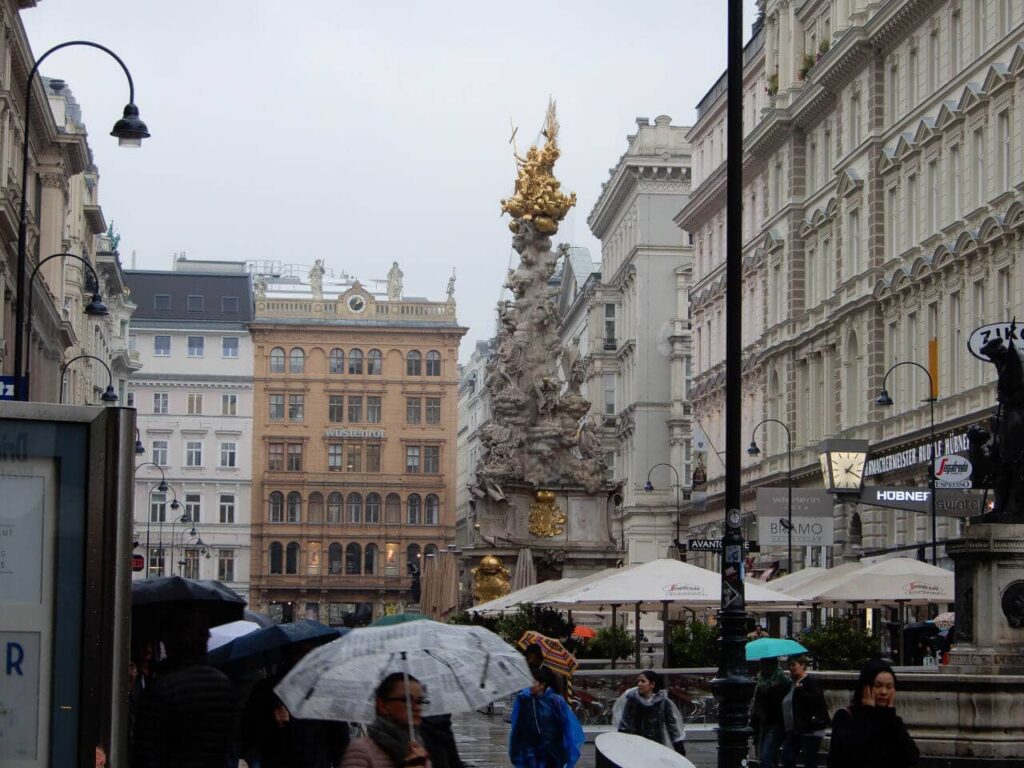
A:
561,340,587,395
386,261,404,301
975,331,1024,522
308,259,325,300
576,417,603,461
446,268,456,301
253,275,268,301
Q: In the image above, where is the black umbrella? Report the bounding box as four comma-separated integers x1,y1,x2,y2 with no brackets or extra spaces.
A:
208,619,346,673
132,576,246,635
244,609,277,628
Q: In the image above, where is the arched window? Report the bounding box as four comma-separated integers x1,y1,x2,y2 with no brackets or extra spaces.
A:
365,543,378,575
368,349,383,375
308,492,324,523
327,492,343,523
424,495,439,525
407,494,422,525
365,493,382,523
406,350,421,376
289,348,305,373
328,543,343,574
426,350,441,376
849,512,863,548
347,493,363,523
269,347,285,373
348,348,364,374
329,348,345,374
767,370,782,454
346,543,362,574
269,542,283,574
286,542,299,574
269,492,284,522
844,332,862,428
385,493,401,524
406,544,421,574
424,543,439,557
287,492,302,523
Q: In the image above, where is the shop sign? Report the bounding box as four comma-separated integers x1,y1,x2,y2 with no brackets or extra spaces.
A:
967,322,1024,361
934,455,973,488
864,431,972,477
755,488,834,547
324,428,385,439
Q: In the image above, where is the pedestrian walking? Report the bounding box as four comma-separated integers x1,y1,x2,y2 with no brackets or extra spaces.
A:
130,615,235,768
827,659,920,768
780,655,830,768
750,657,790,768
341,673,432,768
523,642,566,698
611,670,687,756
508,666,584,768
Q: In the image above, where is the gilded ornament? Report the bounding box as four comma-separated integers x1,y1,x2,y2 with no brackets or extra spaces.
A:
471,554,511,603
500,99,577,234
529,490,566,537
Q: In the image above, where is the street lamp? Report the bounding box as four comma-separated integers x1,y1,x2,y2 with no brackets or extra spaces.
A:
135,428,146,456
876,360,938,565
59,353,118,404
748,418,793,574
13,40,150,401
136,461,179,578
643,462,683,551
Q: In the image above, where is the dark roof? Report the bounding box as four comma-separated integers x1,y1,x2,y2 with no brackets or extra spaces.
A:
125,270,254,323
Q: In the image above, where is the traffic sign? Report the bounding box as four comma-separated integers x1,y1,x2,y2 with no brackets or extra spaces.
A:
131,554,145,572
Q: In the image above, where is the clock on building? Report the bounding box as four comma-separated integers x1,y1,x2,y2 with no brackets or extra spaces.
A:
347,295,366,313
818,438,870,494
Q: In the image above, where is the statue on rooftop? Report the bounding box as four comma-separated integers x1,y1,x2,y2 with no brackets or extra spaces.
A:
308,259,325,300
387,261,404,301
446,268,456,302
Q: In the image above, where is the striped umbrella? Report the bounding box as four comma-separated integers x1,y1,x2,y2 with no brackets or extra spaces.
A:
517,630,579,677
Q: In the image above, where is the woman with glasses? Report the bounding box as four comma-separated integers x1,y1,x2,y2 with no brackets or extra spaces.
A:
341,673,432,768
508,666,584,768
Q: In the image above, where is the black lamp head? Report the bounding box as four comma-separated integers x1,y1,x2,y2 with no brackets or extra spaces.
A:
876,388,894,407
85,292,109,316
643,480,654,493
101,384,118,403
747,440,761,456
170,498,181,510
135,438,145,455
157,479,169,493
111,103,150,148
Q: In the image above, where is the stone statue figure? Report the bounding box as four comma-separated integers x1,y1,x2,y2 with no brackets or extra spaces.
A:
974,330,1024,522
387,261,404,301
446,268,456,301
253,275,268,301
576,416,602,461
308,259,325,300
106,221,121,252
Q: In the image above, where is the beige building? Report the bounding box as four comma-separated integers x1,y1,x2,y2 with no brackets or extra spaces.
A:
680,0,1024,574
248,265,466,623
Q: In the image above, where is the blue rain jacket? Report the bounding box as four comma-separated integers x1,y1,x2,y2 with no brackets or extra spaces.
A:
508,687,584,768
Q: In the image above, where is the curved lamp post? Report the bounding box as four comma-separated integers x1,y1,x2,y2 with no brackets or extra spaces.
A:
59,353,118,404
876,360,938,565
747,418,793,574
643,462,683,550
13,40,150,401
134,428,145,455
136,462,178,578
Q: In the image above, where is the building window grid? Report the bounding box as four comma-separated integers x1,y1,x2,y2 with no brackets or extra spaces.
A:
367,396,382,423
153,392,168,414
424,445,440,474
151,440,168,467
154,336,171,357
220,442,237,468
219,494,235,523
347,444,362,472
348,396,363,423
406,445,421,474
187,336,205,358
425,397,441,424
222,336,239,358
328,443,343,471
222,394,237,416
407,397,422,424
426,351,441,376
329,349,345,374
270,348,285,373
289,348,305,373
368,349,383,375
187,393,203,415
185,493,201,524
287,443,303,472
268,443,284,472
150,492,167,523
288,394,304,422
348,349,364,374
217,549,235,582
186,441,203,467
407,351,422,376
269,394,285,421
997,111,1011,190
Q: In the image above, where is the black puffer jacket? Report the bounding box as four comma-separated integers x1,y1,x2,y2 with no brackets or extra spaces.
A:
132,661,234,768
788,674,831,734
827,705,920,768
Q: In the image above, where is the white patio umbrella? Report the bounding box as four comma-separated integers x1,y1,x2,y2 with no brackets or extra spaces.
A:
274,620,533,735
537,558,801,611
809,557,953,606
207,619,261,652
469,577,579,615
763,562,867,602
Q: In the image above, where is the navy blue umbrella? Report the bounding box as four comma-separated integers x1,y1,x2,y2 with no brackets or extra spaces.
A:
132,576,245,635
208,619,346,672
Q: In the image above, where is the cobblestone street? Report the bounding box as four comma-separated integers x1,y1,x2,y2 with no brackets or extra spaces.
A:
451,710,721,767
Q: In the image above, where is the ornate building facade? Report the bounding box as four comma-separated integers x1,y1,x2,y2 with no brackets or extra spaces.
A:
680,0,1024,573
583,116,696,563
248,264,465,623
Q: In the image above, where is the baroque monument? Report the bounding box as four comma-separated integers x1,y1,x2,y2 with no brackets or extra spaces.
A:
467,101,621,599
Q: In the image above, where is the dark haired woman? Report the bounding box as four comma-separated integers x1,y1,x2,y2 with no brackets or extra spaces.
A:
827,659,920,768
508,666,584,767
341,673,430,768
780,655,830,768
611,670,687,756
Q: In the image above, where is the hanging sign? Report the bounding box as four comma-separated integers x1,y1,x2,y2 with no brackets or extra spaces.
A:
967,322,1024,361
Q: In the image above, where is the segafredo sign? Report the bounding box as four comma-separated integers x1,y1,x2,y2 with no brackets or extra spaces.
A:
934,454,973,488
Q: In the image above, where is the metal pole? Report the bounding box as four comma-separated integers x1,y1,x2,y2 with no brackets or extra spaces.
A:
787,432,793,574
713,3,755,765
634,603,642,668
929,394,937,565
611,604,618,669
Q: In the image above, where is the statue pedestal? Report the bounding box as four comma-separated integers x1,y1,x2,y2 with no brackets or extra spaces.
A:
945,523,1024,673
465,482,624,605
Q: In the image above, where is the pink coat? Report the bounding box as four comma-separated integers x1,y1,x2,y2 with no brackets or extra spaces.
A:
341,736,432,768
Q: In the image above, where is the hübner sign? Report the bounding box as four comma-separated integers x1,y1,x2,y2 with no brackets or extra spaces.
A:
324,428,385,439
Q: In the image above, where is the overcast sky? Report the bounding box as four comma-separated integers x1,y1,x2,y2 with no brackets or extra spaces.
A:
24,1,758,361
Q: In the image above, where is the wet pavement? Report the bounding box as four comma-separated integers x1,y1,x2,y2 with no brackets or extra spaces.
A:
451,709,722,767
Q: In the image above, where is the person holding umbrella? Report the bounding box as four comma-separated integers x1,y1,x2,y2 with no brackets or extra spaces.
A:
341,673,432,768
508,666,584,768
750,657,790,768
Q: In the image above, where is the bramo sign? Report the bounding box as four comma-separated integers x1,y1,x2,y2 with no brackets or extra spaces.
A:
755,488,834,547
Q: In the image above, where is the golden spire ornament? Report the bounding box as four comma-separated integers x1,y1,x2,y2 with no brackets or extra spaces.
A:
500,98,577,234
